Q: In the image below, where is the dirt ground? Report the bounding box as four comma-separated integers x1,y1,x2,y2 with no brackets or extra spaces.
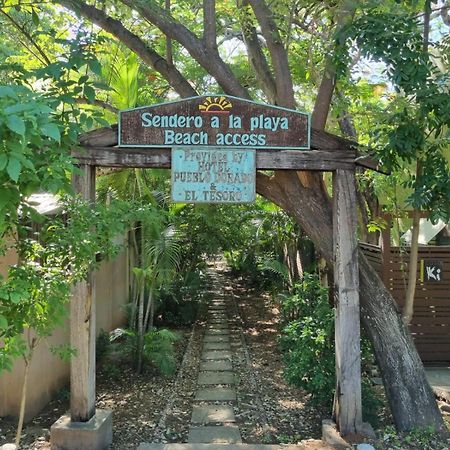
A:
2,266,450,450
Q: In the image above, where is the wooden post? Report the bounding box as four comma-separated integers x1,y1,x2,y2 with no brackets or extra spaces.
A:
71,164,96,422
332,169,363,435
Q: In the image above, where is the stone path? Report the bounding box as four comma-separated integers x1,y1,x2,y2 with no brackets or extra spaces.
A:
187,296,243,445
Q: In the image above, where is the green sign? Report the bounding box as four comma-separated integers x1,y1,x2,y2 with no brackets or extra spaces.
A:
171,147,255,203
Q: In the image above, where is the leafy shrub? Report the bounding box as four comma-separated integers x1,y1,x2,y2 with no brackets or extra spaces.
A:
143,328,180,375
280,274,335,406
279,273,382,420
111,327,179,375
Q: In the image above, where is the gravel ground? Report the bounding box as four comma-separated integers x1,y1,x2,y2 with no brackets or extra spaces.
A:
2,264,450,450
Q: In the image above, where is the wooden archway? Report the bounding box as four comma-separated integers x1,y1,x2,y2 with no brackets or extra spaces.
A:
54,116,382,448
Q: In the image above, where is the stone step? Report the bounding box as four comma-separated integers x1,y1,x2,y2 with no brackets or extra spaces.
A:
203,342,231,351
200,360,233,372
201,350,232,361
205,330,230,336
198,371,235,385
138,445,318,450
195,387,237,402
188,425,242,444
207,324,229,329
138,445,322,450
191,405,235,424
204,336,230,343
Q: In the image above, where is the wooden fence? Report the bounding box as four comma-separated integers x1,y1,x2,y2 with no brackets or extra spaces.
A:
360,243,450,363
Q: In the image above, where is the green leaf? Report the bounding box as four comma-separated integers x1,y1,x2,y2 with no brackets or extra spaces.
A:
6,115,25,136
9,291,22,304
0,315,8,329
6,157,21,182
83,85,96,103
0,154,7,171
32,9,40,26
41,123,61,142
88,59,102,77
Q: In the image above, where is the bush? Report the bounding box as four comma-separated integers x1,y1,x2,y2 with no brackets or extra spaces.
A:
111,327,179,375
279,273,382,420
279,274,335,406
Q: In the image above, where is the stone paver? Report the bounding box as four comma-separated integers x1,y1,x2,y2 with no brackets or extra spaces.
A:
195,387,237,402
138,445,319,449
204,329,230,336
188,426,242,444
203,336,230,343
201,350,232,360
191,405,235,423
206,323,228,329
200,360,233,371
198,371,235,385
203,342,230,351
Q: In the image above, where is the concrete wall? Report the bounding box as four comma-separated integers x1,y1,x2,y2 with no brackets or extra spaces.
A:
0,235,130,420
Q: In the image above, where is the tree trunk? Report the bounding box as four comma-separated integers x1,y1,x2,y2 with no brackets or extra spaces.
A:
403,207,420,324
256,170,446,432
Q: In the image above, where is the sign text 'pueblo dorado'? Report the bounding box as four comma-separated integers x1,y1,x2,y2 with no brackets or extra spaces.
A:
119,95,310,150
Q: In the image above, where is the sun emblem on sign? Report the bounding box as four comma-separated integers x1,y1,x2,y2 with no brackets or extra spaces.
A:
199,96,232,114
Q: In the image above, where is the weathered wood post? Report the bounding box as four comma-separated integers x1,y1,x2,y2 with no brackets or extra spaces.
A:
332,169,363,435
51,164,112,450
71,164,96,422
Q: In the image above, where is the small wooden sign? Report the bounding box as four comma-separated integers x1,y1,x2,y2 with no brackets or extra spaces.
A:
119,95,310,150
171,147,255,203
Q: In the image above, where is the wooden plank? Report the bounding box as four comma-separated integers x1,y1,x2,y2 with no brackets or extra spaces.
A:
77,120,357,152
79,124,118,147
73,147,356,170
70,164,96,422
332,169,362,435
355,154,390,174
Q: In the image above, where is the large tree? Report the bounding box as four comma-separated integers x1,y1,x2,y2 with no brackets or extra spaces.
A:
1,0,447,433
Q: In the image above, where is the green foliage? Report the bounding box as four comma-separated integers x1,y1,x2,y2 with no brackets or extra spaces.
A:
280,273,382,421
340,9,450,223
280,273,335,406
0,85,73,235
0,197,136,373
112,327,179,375
143,328,180,376
382,425,450,450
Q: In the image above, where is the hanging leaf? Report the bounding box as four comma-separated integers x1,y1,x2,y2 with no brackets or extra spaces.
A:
6,115,25,136
41,123,61,142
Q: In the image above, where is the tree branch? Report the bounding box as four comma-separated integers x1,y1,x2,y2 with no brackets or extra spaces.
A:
165,0,173,66
248,0,294,108
119,0,250,98
75,97,119,113
57,0,197,98
203,0,217,52
311,1,356,130
240,0,277,103
0,8,51,65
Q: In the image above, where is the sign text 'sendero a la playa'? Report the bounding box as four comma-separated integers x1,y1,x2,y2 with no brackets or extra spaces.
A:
118,95,310,150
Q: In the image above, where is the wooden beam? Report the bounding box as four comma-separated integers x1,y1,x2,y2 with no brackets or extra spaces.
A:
77,125,357,152
70,164,96,422
332,169,363,435
73,147,357,171
355,154,390,175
